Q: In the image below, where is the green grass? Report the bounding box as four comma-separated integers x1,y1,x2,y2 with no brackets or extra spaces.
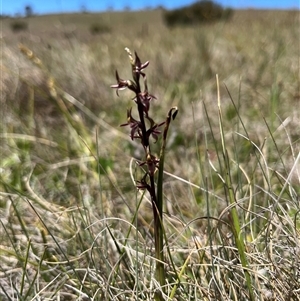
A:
1,9,300,300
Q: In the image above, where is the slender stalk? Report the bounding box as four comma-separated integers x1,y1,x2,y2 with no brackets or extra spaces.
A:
216,75,255,301
155,107,178,298
111,49,178,300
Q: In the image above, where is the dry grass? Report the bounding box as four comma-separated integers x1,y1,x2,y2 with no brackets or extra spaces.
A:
0,9,299,300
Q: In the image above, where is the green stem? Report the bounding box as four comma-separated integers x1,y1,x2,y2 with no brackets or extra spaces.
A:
217,75,254,300
155,107,178,299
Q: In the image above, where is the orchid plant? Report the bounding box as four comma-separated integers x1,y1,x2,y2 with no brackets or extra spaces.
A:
111,48,177,299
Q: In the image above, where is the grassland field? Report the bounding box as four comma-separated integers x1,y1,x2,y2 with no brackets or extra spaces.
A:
0,8,300,300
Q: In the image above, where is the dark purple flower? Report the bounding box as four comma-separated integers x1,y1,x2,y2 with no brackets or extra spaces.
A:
120,108,142,141
132,51,150,83
111,71,137,96
141,115,165,143
139,153,160,177
134,91,156,116
145,153,160,176
136,173,151,191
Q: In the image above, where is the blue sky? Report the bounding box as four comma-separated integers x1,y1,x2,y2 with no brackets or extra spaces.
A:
1,0,299,16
